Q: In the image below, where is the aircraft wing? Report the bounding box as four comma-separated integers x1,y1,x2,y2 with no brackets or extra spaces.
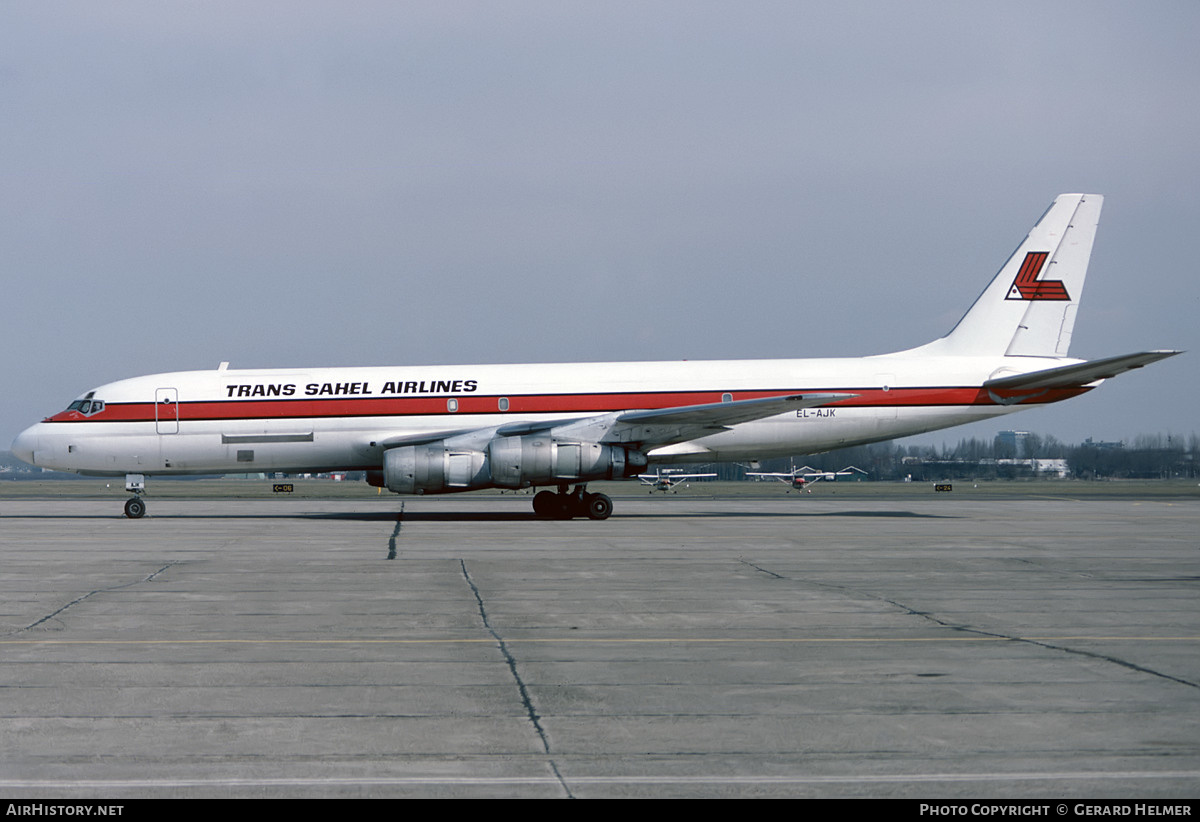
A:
376,428,496,449
375,416,591,449
562,392,856,449
984,350,1181,391
375,393,854,454
745,471,809,486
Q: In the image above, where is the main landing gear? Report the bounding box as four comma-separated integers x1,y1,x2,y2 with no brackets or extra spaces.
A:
532,484,613,520
124,474,147,519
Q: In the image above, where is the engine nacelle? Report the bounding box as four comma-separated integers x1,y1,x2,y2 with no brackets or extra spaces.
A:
380,436,647,494
382,444,488,494
488,435,646,489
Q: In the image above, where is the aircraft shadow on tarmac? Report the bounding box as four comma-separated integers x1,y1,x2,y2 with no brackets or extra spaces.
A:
305,508,955,522
3,509,955,521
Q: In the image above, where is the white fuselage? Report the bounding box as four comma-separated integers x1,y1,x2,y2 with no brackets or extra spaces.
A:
12,193,1174,522
12,353,1084,479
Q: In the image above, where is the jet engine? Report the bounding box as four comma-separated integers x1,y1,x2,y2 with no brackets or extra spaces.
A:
487,435,646,489
380,435,646,495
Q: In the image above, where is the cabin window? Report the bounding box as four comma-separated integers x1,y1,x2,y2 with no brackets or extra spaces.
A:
498,397,509,412
447,398,459,413
722,393,732,403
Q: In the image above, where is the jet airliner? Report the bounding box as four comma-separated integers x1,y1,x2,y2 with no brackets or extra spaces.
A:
11,194,1180,519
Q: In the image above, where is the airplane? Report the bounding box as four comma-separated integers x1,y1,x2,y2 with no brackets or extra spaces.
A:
638,468,718,493
10,194,1181,520
746,464,867,491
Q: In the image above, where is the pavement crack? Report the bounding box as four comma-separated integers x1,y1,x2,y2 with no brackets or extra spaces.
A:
867,590,1200,692
459,559,574,799
386,503,404,560
14,561,181,635
978,628,1200,691
743,562,1200,693
737,557,785,579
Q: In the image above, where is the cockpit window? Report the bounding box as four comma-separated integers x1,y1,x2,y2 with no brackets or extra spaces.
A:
66,399,104,416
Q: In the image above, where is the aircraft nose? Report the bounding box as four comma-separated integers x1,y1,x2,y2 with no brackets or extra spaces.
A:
11,425,40,466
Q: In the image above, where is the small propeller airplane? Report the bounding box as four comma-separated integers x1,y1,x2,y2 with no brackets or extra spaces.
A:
638,468,718,493
746,464,868,492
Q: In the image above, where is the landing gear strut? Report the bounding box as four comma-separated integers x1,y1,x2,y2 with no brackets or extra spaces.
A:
124,474,147,519
532,484,613,520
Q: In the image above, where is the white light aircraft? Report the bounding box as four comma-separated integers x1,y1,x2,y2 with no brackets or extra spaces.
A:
11,194,1180,520
747,465,868,491
638,468,718,493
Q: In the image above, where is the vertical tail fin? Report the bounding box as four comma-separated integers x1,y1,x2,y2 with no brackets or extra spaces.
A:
916,193,1103,357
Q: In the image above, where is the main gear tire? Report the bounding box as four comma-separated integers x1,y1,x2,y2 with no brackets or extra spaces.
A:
584,492,613,520
532,490,557,518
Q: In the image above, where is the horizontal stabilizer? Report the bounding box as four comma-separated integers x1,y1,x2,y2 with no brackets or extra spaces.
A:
984,350,1182,391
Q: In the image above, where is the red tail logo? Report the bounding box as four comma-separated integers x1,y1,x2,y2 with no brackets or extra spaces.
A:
1006,251,1070,301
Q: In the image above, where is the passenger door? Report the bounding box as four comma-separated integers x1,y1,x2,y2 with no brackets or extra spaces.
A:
155,387,179,434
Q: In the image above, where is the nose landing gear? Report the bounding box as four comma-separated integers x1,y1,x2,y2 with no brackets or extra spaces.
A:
124,474,147,519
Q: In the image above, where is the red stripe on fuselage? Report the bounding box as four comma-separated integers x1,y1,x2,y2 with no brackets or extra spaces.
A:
42,385,1091,424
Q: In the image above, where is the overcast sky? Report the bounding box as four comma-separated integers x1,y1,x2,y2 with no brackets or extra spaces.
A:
3,2,1196,449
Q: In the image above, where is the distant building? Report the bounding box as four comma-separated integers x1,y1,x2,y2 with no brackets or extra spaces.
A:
995,458,1069,478
1034,459,1069,478
996,430,1031,457
1081,437,1125,450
